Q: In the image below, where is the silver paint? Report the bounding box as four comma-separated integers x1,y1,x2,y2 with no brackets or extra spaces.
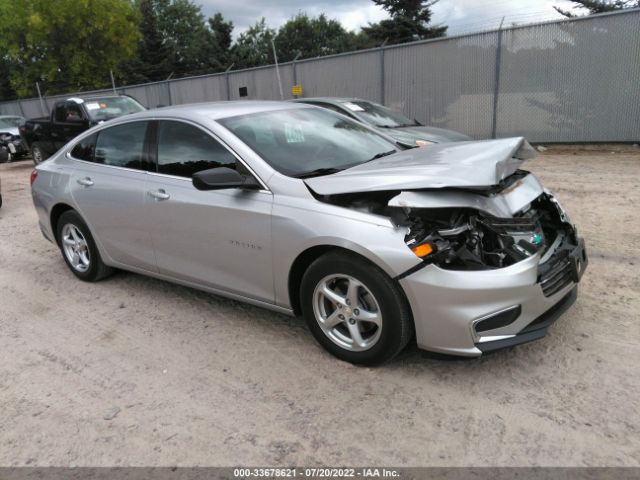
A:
31,101,580,357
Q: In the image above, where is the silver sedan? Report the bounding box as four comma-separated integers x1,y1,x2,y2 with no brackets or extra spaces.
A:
30,101,587,364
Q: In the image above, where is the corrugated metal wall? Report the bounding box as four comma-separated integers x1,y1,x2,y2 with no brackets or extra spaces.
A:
384,30,500,139
1,9,638,142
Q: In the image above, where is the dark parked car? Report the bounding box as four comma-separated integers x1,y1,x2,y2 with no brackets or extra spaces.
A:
293,97,472,147
0,115,27,163
20,95,145,164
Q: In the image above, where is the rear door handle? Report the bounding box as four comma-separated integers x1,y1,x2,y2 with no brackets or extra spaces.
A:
77,177,94,187
148,189,170,200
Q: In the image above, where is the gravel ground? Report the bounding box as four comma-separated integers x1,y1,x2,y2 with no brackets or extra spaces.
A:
0,146,639,467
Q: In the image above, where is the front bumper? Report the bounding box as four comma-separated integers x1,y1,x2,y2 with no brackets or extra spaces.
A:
400,237,587,356
1,138,27,156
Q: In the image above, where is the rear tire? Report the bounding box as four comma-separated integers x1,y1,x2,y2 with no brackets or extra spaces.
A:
300,251,413,365
32,143,47,165
56,210,113,282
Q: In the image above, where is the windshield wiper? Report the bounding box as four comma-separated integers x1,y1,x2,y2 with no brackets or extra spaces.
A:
295,167,344,179
365,150,396,162
377,123,420,128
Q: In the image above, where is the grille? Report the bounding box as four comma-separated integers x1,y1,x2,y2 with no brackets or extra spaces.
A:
539,258,573,297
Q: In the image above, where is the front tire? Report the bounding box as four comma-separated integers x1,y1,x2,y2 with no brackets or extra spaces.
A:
32,143,47,165
300,251,413,365
56,210,113,282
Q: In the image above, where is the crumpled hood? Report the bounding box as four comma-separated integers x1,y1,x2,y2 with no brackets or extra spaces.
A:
0,126,20,137
385,125,472,144
304,137,536,196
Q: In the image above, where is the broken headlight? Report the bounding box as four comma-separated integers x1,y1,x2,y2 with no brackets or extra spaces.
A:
402,205,551,270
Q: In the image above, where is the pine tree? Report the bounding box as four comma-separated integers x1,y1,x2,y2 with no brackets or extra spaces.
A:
362,0,446,46
554,0,640,17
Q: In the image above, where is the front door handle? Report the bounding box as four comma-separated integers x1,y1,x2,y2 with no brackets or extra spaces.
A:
77,177,94,187
148,189,170,200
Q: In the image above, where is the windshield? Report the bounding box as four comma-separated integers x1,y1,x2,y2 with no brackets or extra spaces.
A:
341,100,418,128
84,97,145,121
0,116,25,128
219,107,398,178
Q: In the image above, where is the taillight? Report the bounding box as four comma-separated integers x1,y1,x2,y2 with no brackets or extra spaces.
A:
30,170,38,186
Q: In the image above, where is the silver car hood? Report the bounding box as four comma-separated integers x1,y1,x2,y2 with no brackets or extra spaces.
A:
0,126,20,136
304,137,536,196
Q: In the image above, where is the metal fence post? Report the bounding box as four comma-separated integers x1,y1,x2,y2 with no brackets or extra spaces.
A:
225,64,234,101
166,81,173,105
491,18,505,139
17,98,26,117
35,82,48,116
380,46,386,105
292,52,301,88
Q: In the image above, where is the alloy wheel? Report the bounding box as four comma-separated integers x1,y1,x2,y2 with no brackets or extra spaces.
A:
312,274,383,352
61,223,91,273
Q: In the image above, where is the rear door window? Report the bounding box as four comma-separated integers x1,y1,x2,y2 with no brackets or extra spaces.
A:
156,120,237,178
94,121,151,170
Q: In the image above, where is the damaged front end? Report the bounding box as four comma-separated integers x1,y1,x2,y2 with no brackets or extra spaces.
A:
398,192,573,274
305,138,588,355
313,169,587,296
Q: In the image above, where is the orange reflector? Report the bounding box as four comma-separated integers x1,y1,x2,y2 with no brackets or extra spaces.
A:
411,243,434,258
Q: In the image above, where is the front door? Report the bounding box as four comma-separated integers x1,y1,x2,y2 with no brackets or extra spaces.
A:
145,120,274,303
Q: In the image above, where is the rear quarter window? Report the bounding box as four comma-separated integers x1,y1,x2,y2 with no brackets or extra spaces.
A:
70,133,97,161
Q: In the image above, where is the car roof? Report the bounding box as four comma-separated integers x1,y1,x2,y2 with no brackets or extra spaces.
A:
293,97,366,105
116,100,314,122
64,95,134,104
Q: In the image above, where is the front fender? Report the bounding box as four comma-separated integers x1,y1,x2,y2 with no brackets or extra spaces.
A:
271,196,420,309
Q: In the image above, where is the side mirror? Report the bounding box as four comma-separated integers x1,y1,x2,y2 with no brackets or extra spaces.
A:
192,167,261,191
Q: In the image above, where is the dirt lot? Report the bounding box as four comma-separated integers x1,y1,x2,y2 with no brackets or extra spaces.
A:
0,146,639,467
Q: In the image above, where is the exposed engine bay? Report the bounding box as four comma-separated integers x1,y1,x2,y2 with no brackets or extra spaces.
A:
313,170,578,272
397,193,572,270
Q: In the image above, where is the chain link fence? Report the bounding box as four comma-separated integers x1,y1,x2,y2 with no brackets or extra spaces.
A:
1,9,638,143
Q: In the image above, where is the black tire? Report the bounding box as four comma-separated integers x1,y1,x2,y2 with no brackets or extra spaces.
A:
0,148,8,164
32,143,47,165
300,251,413,365
56,210,113,282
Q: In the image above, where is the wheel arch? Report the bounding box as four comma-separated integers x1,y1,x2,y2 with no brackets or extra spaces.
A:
287,244,412,317
50,203,75,243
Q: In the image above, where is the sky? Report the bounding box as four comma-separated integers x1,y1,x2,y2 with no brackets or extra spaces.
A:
198,0,580,37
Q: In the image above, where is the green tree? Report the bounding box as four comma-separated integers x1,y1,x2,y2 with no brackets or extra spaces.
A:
274,13,364,62
155,0,223,76
120,0,173,84
232,19,276,69
554,0,640,16
0,57,17,101
209,12,234,68
0,0,140,96
362,0,446,46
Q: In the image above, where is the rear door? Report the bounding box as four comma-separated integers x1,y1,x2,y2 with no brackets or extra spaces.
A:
145,119,274,303
69,121,156,271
